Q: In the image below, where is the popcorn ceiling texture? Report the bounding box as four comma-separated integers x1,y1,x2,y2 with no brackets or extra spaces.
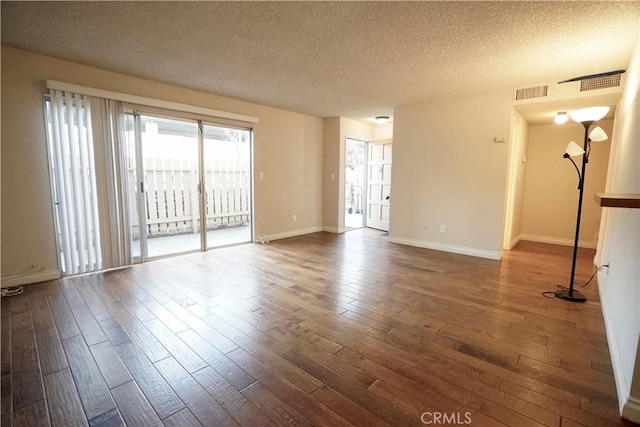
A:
1,1,638,121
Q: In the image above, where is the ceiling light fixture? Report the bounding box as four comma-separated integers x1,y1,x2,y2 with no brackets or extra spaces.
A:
375,116,390,126
554,112,568,125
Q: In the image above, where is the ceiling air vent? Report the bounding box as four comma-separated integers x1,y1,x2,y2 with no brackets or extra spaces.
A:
515,85,548,101
580,74,621,92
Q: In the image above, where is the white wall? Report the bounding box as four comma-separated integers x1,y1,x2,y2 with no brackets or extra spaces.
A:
374,122,393,141
595,40,640,421
389,89,512,259
1,46,324,284
520,119,613,248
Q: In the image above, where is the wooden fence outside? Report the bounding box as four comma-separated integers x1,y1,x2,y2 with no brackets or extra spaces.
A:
129,159,250,238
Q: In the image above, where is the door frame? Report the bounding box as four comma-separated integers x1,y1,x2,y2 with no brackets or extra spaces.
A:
344,137,368,230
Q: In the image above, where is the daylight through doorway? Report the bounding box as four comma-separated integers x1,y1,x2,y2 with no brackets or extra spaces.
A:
345,138,366,230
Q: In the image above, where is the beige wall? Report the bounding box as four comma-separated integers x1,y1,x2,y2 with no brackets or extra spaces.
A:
389,89,512,259
1,46,324,281
322,116,373,232
520,119,613,248
595,40,640,421
322,117,341,231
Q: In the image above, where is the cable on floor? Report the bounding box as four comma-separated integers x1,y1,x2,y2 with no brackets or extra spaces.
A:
1,286,24,298
541,264,609,298
580,264,609,287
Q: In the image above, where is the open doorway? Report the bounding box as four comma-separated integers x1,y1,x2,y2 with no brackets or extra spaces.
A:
503,107,614,252
345,138,366,229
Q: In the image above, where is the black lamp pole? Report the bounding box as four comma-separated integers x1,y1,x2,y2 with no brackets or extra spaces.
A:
556,121,593,302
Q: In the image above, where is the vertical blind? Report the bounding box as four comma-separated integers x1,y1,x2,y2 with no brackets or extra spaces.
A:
48,90,102,274
46,90,133,275
91,98,133,270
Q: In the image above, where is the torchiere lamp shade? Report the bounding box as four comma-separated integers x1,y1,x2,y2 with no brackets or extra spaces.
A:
568,106,610,123
589,126,608,142
565,141,585,157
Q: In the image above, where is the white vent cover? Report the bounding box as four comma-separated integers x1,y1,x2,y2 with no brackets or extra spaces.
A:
514,85,548,101
580,74,621,92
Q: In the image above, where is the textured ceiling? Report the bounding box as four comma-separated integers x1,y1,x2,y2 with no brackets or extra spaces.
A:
2,1,639,124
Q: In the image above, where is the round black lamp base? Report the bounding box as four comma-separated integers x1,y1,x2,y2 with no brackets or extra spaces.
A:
555,289,587,302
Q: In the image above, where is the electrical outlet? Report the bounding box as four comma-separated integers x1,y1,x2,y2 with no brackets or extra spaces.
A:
421,224,427,230
440,225,446,233
293,214,297,222
259,172,264,180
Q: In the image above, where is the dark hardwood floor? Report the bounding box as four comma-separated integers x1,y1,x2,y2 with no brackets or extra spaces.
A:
1,229,635,426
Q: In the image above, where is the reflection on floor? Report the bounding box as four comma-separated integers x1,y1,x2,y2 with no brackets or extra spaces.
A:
345,212,364,229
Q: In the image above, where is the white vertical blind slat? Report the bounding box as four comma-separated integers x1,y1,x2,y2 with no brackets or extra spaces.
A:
76,95,95,271
65,94,88,272
83,98,103,270
58,93,81,272
50,92,74,274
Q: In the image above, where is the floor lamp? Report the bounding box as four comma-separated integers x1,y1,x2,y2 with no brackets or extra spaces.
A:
556,106,609,302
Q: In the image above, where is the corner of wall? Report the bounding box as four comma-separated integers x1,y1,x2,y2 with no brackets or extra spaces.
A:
596,37,640,419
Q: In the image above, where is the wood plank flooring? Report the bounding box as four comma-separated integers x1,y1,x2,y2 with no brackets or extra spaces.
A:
1,229,636,426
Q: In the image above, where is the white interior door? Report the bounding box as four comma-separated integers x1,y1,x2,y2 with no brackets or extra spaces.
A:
366,141,392,231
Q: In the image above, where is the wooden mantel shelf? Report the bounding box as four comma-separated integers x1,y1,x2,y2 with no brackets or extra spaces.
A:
594,193,640,209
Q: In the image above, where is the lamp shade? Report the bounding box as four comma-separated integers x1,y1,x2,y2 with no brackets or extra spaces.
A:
565,141,585,157
568,106,610,123
588,126,608,142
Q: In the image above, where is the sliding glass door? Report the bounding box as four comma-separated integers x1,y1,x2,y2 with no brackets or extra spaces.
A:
135,115,201,258
128,112,252,261
203,124,252,248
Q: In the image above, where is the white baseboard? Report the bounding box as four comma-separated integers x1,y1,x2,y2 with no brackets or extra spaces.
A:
1,269,60,287
507,235,521,250
262,226,324,242
598,274,629,416
322,226,341,233
623,397,640,423
388,236,501,260
519,234,597,249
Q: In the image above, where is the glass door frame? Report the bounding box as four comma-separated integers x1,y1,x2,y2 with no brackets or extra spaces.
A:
129,107,254,262
133,112,147,262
